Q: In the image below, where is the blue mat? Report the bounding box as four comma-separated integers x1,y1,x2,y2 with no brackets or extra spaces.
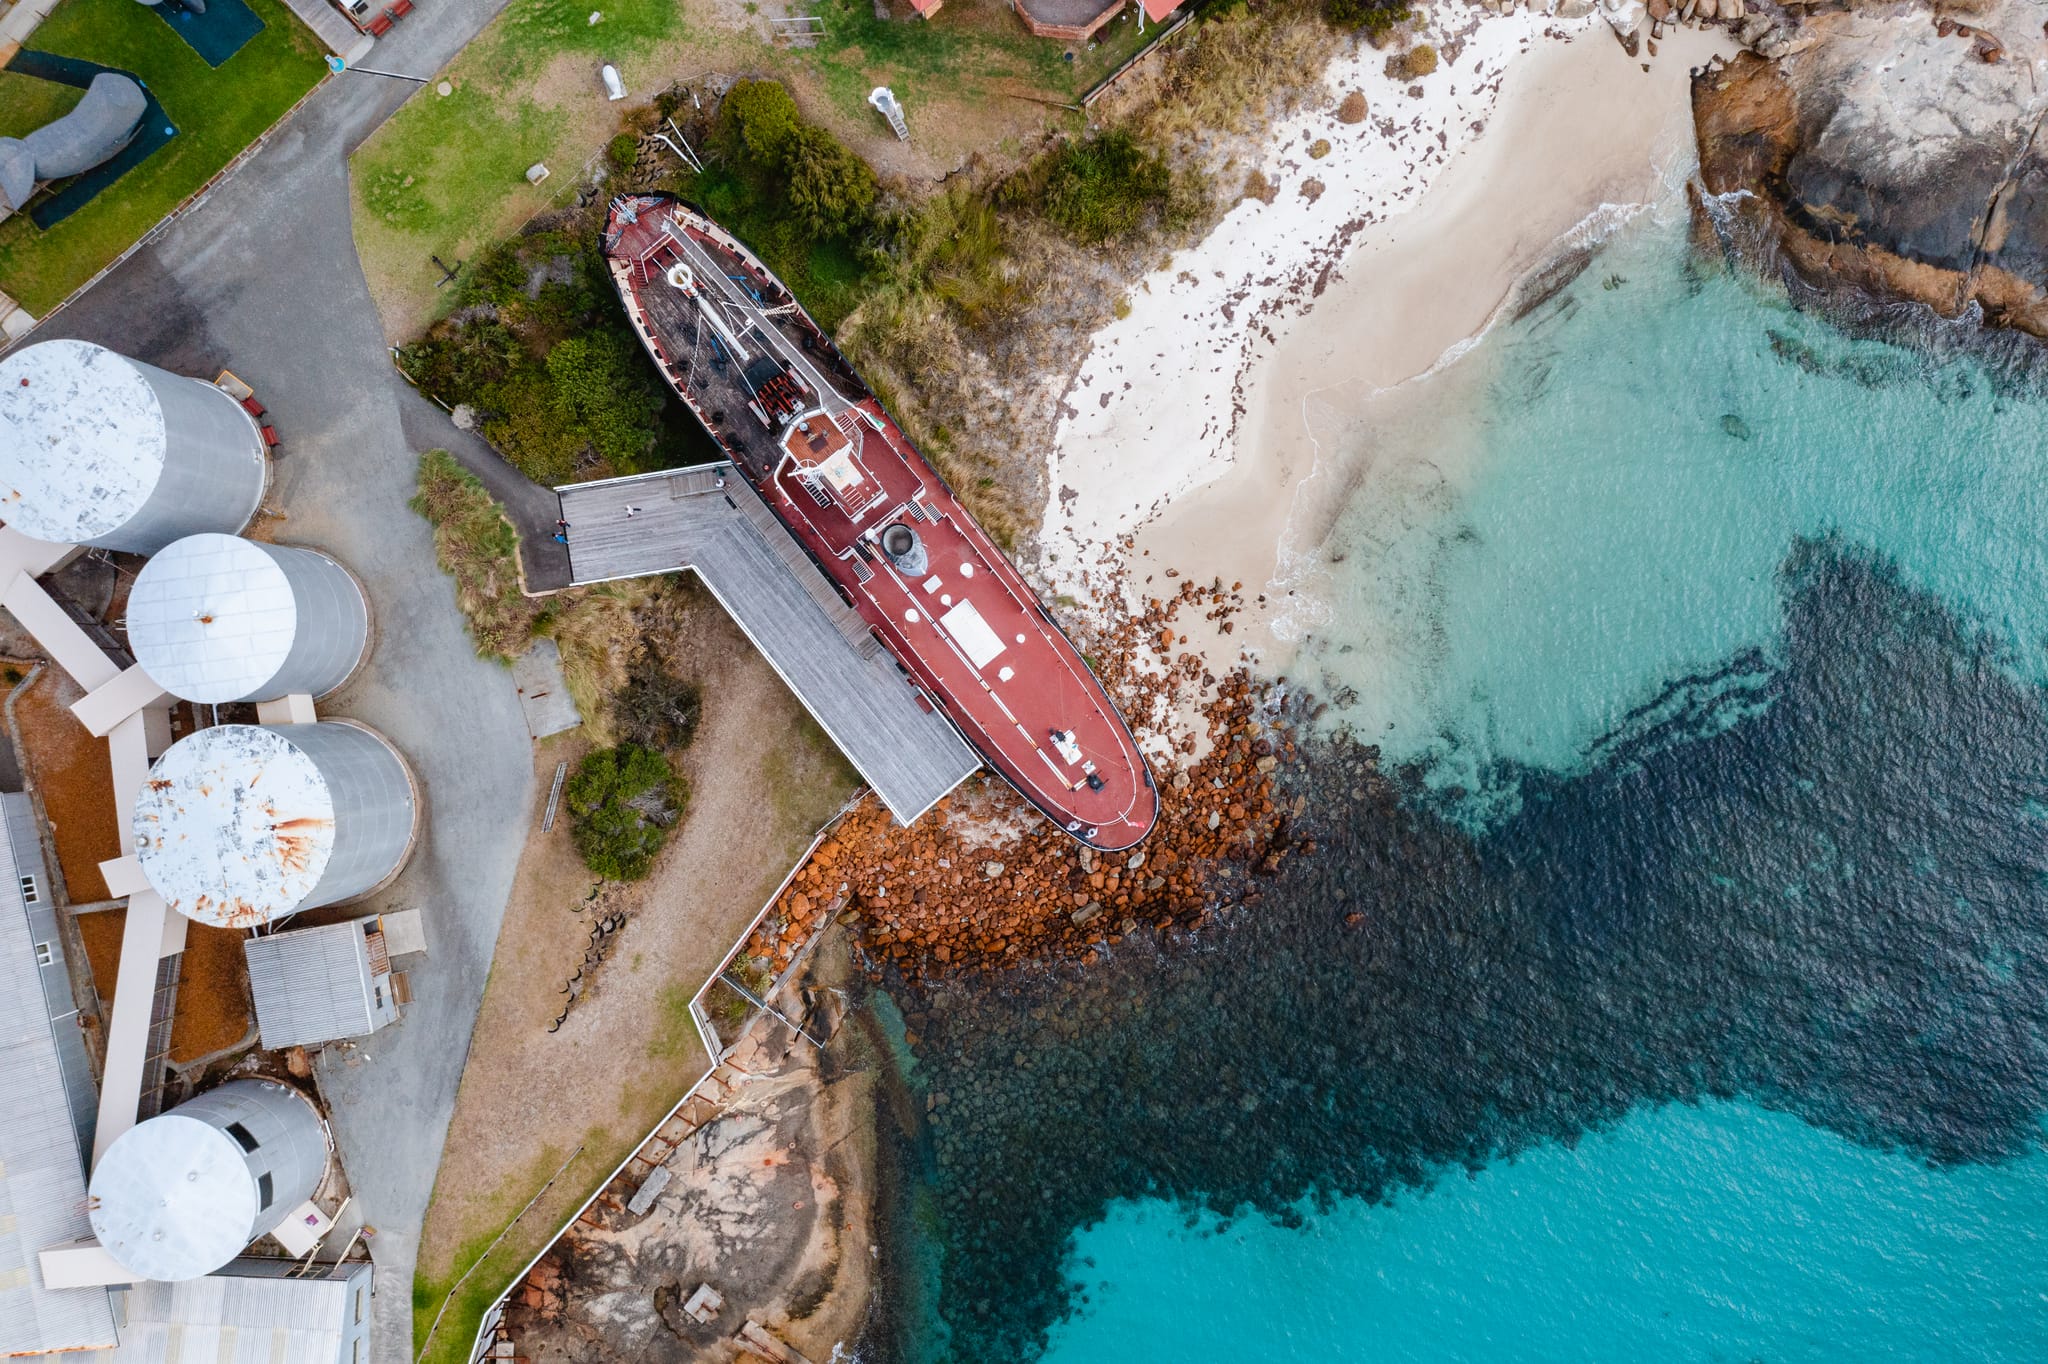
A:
144,0,264,68
4,51,177,230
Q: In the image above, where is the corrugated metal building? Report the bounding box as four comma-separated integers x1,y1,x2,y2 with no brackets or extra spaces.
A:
244,915,399,1050
110,1257,374,1364
0,796,118,1354
2,790,98,1152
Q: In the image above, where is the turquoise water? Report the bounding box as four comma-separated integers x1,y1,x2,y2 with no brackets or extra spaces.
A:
892,205,2048,1362
1302,209,2048,816
1044,1101,2048,1363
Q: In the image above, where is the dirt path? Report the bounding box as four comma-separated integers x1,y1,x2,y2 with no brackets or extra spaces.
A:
413,592,859,1359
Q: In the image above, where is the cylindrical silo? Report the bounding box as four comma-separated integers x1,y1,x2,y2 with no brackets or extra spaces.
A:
0,338,266,553
128,534,370,703
133,722,418,927
88,1078,327,1281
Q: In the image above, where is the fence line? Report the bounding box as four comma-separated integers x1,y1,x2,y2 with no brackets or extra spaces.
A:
462,789,866,1364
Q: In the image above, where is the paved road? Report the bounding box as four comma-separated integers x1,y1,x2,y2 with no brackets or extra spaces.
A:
24,9,570,1360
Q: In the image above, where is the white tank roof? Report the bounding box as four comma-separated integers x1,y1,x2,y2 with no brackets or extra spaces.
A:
0,339,166,544
128,534,300,703
133,725,336,927
87,1114,260,1282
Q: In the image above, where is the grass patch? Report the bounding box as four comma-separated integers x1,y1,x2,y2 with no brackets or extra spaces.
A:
409,450,541,661
411,1141,603,1364
0,71,84,139
648,980,700,1060
0,0,326,312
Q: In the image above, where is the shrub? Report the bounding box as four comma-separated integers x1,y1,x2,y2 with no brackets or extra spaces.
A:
607,133,639,175
547,333,662,465
1337,90,1370,123
483,370,585,485
785,123,878,237
1326,0,1407,33
718,79,801,166
1386,43,1438,80
408,450,541,661
612,653,704,752
1040,130,1173,244
565,743,681,880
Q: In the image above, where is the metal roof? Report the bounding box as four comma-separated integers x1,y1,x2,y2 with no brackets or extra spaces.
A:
0,339,166,543
128,534,303,703
0,796,117,1355
88,1114,262,1282
244,918,377,1049
133,725,338,926
111,1258,370,1363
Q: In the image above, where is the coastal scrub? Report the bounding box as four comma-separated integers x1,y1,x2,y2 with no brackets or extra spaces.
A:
565,742,684,880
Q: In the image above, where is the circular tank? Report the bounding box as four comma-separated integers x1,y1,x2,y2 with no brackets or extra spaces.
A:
0,339,266,553
133,722,418,927
128,534,370,703
88,1078,327,1281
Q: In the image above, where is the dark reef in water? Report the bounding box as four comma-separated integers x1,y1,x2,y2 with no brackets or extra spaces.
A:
872,542,2048,1362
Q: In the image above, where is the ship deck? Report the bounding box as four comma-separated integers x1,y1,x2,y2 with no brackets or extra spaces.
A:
560,464,979,825
598,195,1157,848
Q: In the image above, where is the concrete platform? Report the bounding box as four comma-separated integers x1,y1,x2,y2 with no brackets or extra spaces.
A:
559,464,979,825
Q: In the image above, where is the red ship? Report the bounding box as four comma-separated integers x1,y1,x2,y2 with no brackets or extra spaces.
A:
601,194,1157,851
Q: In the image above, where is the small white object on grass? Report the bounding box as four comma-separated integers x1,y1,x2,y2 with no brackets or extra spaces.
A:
587,8,601,20
526,162,551,185
436,80,452,96
601,63,626,100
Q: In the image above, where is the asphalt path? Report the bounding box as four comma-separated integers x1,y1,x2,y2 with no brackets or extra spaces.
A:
20,9,583,1359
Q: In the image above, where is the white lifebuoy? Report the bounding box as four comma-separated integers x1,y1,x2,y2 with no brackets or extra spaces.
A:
665,262,695,292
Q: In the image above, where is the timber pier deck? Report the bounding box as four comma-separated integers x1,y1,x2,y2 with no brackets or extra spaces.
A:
559,463,979,825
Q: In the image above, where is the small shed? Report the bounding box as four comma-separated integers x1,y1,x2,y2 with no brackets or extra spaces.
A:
244,915,400,1050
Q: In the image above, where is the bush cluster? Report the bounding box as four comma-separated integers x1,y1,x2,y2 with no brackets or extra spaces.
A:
400,231,680,484
565,742,683,880
1035,130,1174,245
715,79,877,240
1325,0,1408,34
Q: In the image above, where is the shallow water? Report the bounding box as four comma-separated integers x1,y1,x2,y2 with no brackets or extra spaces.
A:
880,209,2048,1362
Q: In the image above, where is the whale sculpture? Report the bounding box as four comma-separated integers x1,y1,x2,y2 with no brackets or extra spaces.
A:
0,72,148,213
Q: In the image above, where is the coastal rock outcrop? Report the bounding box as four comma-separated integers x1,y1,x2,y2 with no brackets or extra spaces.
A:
1692,0,2048,335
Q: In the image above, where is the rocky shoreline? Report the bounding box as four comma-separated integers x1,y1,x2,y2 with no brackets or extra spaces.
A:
738,576,1318,986
1690,0,2048,337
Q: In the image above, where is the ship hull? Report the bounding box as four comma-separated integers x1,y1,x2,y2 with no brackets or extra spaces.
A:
601,194,1157,850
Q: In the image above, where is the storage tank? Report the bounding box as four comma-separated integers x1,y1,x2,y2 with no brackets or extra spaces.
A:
0,339,266,553
88,1078,327,1281
133,722,418,927
128,534,370,703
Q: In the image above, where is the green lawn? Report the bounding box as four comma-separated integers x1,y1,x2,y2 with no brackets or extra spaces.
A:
0,0,327,313
0,70,84,139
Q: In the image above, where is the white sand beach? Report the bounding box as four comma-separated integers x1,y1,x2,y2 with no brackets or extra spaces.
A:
1041,4,1731,671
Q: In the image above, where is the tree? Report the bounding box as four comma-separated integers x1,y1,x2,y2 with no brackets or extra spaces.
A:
718,79,801,166
784,123,878,238
565,743,679,880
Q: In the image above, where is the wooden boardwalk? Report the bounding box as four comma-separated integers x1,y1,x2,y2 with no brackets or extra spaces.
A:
559,464,980,824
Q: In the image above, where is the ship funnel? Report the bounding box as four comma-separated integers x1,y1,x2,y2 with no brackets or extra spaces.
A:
881,523,928,576
665,261,696,292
